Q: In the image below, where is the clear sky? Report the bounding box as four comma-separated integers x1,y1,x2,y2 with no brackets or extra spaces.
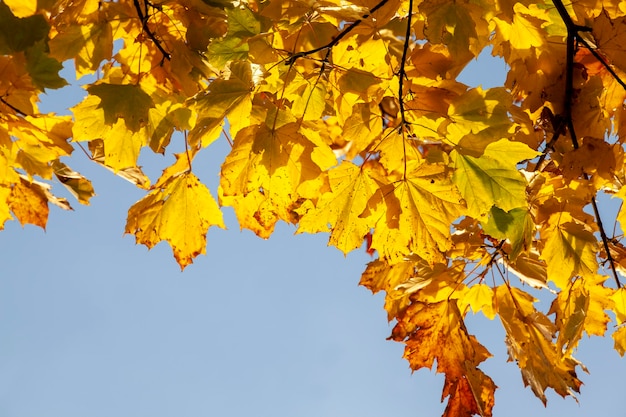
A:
1,51,625,417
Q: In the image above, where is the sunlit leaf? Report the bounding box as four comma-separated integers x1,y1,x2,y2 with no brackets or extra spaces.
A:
125,172,225,269
452,139,539,219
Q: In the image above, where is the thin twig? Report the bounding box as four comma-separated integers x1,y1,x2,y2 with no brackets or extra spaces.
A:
0,96,27,116
576,36,626,91
397,0,413,127
396,0,414,180
133,0,171,62
285,0,389,65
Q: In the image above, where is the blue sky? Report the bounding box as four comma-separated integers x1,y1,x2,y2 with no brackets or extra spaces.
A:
1,50,625,417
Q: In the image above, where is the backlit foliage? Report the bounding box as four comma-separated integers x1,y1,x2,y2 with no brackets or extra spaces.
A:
2,0,626,414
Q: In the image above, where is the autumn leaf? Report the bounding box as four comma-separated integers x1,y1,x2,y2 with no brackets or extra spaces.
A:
52,160,95,205
540,213,598,290
496,285,582,404
3,0,37,18
4,0,626,414
297,160,379,254
480,207,534,260
369,160,464,264
452,139,539,219
125,172,225,269
390,300,495,417
549,275,613,355
8,178,50,229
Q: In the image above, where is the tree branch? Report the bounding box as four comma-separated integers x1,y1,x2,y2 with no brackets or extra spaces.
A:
552,0,622,288
285,0,389,66
397,0,413,127
133,0,171,62
0,96,27,116
576,35,626,91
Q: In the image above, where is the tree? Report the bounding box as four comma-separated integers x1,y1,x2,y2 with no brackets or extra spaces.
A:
2,0,626,415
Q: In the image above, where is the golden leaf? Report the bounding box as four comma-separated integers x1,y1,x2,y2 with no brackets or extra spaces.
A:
297,160,379,254
540,213,598,289
390,300,495,417
369,160,464,264
125,172,225,269
496,285,582,404
8,178,49,229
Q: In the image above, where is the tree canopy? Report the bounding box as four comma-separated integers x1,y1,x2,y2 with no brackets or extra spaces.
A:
2,0,626,415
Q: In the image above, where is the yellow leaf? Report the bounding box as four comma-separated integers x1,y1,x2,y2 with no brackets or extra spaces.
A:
370,160,464,263
125,172,225,269
3,0,37,17
0,185,13,229
496,285,582,404
87,139,150,189
291,82,326,121
359,258,416,320
611,287,626,324
503,250,551,291
452,139,539,219
549,275,612,355
561,137,615,182
190,60,253,137
461,283,496,319
419,0,489,57
492,4,551,51
540,214,598,289
297,160,379,254
72,84,154,171
613,326,626,356
220,123,325,237
52,161,95,205
49,22,114,78
8,178,49,229
390,300,495,417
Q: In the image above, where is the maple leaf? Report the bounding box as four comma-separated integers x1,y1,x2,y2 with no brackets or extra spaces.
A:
368,160,464,264
390,300,495,417
297,160,379,254
5,0,626,414
8,178,50,229
52,161,95,205
540,213,598,290
452,139,539,219
49,22,114,78
125,171,225,269
549,275,613,355
480,207,534,260
220,122,331,238
3,0,37,18
496,285,582,404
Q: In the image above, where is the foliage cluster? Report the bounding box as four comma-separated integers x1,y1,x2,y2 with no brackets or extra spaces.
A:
2,0,626,415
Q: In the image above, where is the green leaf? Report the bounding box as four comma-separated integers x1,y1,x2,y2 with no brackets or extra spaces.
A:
0,2,49,53
481,207,534,260
86,83,154,131
25,41,68,90
452,139,539,219
227,7,260,38
207,37,249,68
